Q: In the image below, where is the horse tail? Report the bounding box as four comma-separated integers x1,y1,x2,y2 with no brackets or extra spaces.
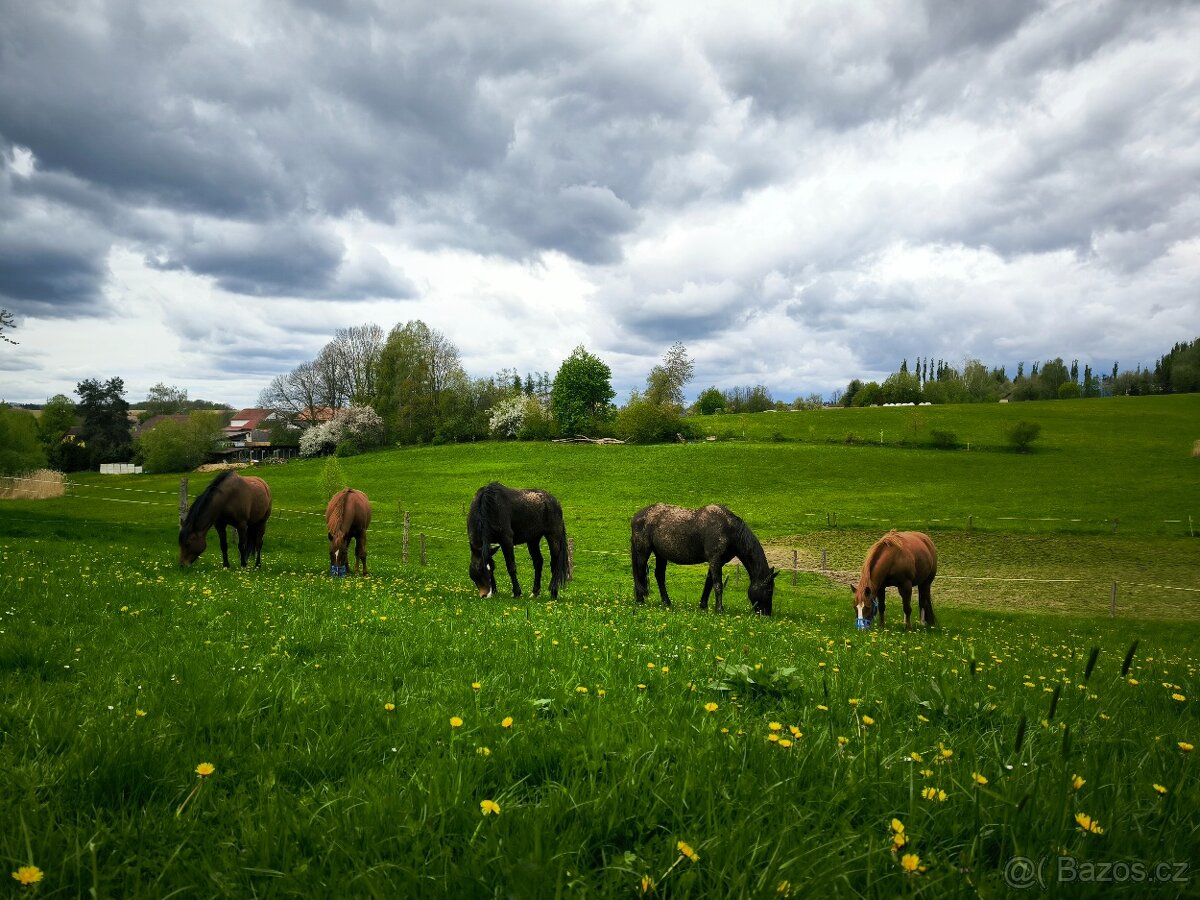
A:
552,509,569,590
630,510,650,599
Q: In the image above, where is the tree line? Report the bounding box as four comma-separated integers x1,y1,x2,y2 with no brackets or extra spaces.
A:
840,337,1200,407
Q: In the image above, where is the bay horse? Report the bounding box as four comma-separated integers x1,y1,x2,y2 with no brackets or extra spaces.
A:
326,487,372,575
631,504,778,614
851,531,937,628
178,471,272,568
467,482,568,599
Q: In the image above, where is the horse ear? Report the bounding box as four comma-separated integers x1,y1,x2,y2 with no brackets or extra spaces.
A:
849,583,857,594
771,568,781,581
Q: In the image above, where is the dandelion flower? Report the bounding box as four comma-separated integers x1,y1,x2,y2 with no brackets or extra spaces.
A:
768,733,780,743
1153,783,1168,795
789,725,801,737
501,716,513,728
450,716,464,728
861,715,875,727
641,874,654,893
575,685,589,693
637,683,647,690
837,736,849,748
11,866,43,886
195,762,216,778
704,702,719,713
940,746,954,760
917,714,929,723
480,799,501,816
777,880,792,895
384,702,395,712
135,709,147,717
891,818,905,834
1128,678,1139,686
816,704,829,712
892,832,907,852
848,698,859,707
921,787,947,802
920,768,934,777
1179,742,1194,753
972,772,988,786
769,721,783,731
1071,774,1085,791
472,681,482,690
1075,812,1104,835
677,841,699,862
910,752,923,763
778,739,793,748
1172,693,1186,702
476,746,491,757
900,853,923,874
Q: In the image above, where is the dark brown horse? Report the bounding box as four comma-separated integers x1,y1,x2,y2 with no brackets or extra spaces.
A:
326,487,372,575
178,471,272,568
851,531,937,628
631,504,778,614
467,482,568,599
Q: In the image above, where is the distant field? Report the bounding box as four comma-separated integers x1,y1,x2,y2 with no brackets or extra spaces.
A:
0,395,1197,896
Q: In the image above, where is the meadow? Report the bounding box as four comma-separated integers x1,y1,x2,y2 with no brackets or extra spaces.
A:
0,395,1197,897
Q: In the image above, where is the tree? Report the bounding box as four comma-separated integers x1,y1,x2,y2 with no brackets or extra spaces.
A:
0,405,45,474
75,377,132,466
1,308,16,345
38,394,76,451
258,361,325,423
551,345,615,435
616,392,689,443
328,324,385,404
136,412,222,473
841,379,864,408
694,386,725,415
1007,420,1042,452
644,342,694,409
373,320,467,443
140,383,189,420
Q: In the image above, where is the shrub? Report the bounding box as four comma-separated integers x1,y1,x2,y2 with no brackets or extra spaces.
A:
616,396,688,444
334,439,360,457
1007,420,1042,452
930,429,960,449
1058,382,1081,399
518,400,555,441
321,456,347,500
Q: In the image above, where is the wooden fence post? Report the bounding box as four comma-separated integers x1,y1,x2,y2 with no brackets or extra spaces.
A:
403,511,410,563
734,559,741,586
178,478,188,526
792,549,798,586
1110,581,1117,618
567,538,575,581
821,549,827,573
420,533,427,566
968,515,973,530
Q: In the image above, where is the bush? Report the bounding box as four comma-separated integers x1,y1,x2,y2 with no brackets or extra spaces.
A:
615,397,689,444
0,404,46,475
519,401,555,441
1007,420,1042,452
135,412,221,473
334,439,360,457
930,429,960,449
1058,382,1081,399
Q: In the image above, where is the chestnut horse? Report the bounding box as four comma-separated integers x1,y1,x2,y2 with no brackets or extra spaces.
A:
326,487,372,575
179,471,272,568
467,482,568,599
851,531,937,628
631,503,778,614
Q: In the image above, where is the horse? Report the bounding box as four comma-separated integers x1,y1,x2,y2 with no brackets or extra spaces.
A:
178,471,272,568
630,503,779,614
467,482,569,599
326,487,372,575
851,531,937,629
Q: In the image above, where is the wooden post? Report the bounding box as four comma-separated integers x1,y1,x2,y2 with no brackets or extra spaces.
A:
826,512,831,527
178,478,188,527
1110,581,1117,618
792,549,798,586
420,533,427,566
821,549,827,573
832,512,837,528
968,515,973,530
567,538,575,581
403,511,410,563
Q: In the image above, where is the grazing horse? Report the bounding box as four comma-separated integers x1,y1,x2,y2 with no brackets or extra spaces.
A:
467,482,569,599
326,487,372,575
178,471,272,568
631,504,779,614
851,531,937,629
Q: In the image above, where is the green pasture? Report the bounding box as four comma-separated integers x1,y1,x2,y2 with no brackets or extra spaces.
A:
0,395,1198,896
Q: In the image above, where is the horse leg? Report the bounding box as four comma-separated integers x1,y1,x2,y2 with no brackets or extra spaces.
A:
235,525,251,567
654,555,671,607
699,571,713,611
217,526,231,568
631,542,649,603
876,591,886,628
252,525,264,569
919,581,935,626
528,541,545,597
900,585,914,630
711,564,725,613
501,542,522,597
546,534,563,598
357,531,367,576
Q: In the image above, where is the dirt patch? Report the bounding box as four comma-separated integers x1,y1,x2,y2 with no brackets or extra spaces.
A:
194,462,252,473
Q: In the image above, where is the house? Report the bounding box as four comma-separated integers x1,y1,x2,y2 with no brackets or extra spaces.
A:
134,414,191,437
214,408,297,464
297,406,338,425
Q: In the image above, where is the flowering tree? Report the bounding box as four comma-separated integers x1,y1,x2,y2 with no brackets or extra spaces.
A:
298,405,385,457
488,395,528,438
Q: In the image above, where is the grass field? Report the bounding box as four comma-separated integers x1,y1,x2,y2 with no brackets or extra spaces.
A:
1,396,1197,896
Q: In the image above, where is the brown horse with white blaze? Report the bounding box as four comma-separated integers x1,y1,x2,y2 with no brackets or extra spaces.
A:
851,531,937,628
326,487,372,575
179,471,272,568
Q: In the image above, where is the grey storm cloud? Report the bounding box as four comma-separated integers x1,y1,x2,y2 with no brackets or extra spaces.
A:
0,0,1197,406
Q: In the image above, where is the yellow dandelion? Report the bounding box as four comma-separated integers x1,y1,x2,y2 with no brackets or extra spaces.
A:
917,714,929,722
1075,812,1103,835
972,772,988,786
1153,783,1168,795
768,721,783,731
384,702,396,712
195,762,215,778
817,704,829,712
891,818,905,834
11,866,43,886
777,879,792,895
704,702,719,713
778,739,793,748
861,715,875,727
940,746,954,760
848,698,859,707
891,832,907,852
768,733,780,743
1128,678,1139,686
837,735,849,748
1071,774,1085,791
920,768,934,777
135,709,147,717
501,716,513,728
1179,741,1194,753
900,853,923,874
910,752,923,762
720,727,730,734
471,681,481,690
480,799,501,816
575,685,589,693
677,840,699,862
450,716,464,728
661,666,669,674
1173,693,1186,702
637,683,647,690
476,746,491,757
597,688,606,697
789,725,801,737
641,874,654,893
921,787,947,802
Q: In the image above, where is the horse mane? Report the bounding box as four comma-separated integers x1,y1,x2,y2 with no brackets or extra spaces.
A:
730,511,770,579
181,471,235,538
328,488,352,540
860,531,902,586
473,482,499,550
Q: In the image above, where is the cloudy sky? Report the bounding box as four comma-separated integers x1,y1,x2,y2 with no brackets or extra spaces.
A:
1,0,1198,409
